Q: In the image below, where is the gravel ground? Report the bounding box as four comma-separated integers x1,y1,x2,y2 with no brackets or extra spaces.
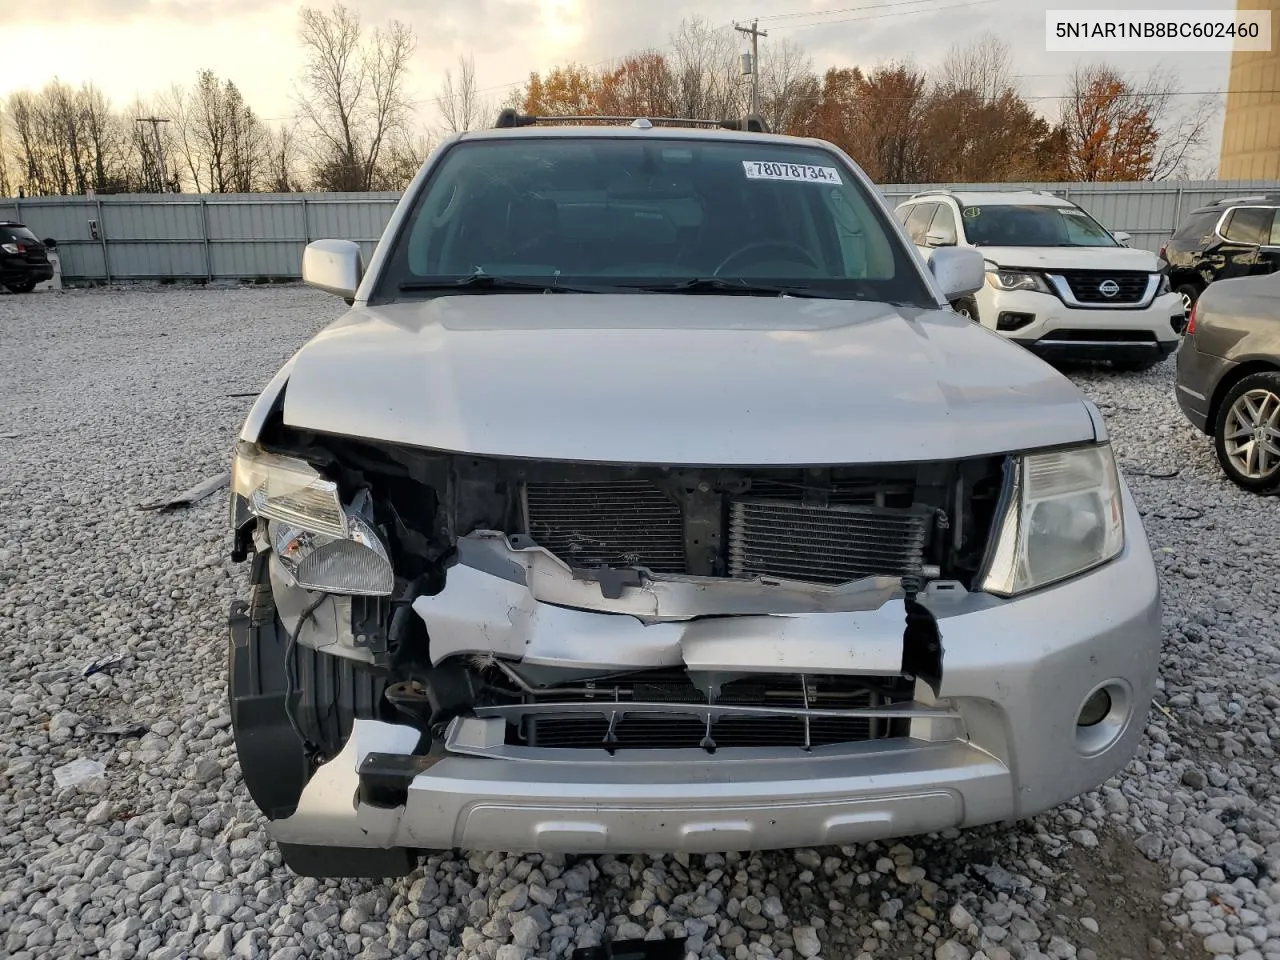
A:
2,285,1279,960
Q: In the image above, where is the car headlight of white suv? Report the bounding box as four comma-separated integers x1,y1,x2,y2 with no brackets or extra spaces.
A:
985,265,1052,294
982,442,1124,596
230,442,394,596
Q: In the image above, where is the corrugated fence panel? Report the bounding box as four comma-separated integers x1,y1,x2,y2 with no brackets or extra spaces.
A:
305,198,399,243
207,200,304,241
4,182,1280,279
209,241,302,278
108,242,206,278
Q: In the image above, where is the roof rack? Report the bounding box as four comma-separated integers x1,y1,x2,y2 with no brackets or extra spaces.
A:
493,108,770,134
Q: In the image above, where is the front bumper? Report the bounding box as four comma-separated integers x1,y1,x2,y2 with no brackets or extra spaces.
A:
975,287,1184,359
263,486,1160,854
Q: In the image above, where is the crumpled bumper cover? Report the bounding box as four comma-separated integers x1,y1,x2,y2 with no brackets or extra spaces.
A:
265,485,1160,854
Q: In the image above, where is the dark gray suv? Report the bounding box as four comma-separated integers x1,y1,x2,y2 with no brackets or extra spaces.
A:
1175,270,1280,491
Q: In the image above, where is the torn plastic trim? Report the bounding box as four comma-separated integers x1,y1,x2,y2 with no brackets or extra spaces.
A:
412,558,942,683
456,530,907,619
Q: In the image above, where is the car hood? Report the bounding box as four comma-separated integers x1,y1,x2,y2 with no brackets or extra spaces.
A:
977,245,1160,272
280,294,1096,465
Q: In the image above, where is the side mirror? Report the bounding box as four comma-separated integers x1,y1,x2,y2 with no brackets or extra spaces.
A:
302,239,364,301
924,231,955,248
43,238,58,249
1113,231,1132,247
928,246,984,300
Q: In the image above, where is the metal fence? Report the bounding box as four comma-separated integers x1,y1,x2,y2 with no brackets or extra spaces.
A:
0,192,400,282
4,180,1279,282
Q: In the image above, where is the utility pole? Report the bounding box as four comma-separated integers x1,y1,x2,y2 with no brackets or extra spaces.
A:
135,117,171,193
734,19,768,117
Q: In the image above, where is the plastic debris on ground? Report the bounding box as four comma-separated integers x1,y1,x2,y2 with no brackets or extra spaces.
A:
137,471,230,512
82,653,129,677
53,758,107,789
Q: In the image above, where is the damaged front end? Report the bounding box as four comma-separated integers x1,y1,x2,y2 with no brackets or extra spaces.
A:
229,422,1007,786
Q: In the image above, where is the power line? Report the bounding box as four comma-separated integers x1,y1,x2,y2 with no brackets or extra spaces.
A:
757,0,957,22
765,0,999,30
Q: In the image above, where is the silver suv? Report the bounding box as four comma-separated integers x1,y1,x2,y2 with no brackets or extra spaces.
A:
227,112,1160,878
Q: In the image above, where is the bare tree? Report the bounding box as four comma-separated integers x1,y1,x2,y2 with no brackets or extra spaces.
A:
264,123,302,192
296,3,417,191
1139,66,1218,180
4,81,139,196
939,32,1013,102
0,100,12,197
757,37,816,133
382,127,433,190
162,83,204,191
438,53,487,134
668,17,743,121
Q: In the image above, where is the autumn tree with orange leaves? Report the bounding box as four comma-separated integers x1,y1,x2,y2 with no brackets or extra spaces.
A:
501,23,1213,185
1059,66,1160,181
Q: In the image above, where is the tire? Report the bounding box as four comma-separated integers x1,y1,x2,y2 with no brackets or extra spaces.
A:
4,281,36,294
950,297,980,324
228,553,411,878
1212,371,1280,493
1174,283,1200,319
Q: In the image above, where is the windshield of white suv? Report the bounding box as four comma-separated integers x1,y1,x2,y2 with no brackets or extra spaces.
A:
375,136,935,306
959,204,1119,248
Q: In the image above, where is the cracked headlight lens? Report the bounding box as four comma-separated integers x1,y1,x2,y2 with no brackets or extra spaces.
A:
982,442,1124,596
271,513,394,596
230,442,347,538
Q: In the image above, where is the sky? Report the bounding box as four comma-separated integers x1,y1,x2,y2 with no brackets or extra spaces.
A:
0,0,1239,173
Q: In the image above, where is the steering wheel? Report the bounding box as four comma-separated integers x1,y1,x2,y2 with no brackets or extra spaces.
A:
713,240,821,277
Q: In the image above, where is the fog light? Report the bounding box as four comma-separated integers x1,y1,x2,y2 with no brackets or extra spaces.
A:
1077,687,1112,727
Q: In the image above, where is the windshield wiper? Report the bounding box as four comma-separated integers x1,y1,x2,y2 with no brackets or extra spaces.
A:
397,273,605,294
636,278,828,298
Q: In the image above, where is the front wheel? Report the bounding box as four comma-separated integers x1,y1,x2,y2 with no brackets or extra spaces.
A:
4,281,36,294
1174,283,1199,319
1213,372,1280,493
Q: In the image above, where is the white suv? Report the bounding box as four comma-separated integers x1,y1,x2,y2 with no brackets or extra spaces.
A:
895,190,1184,370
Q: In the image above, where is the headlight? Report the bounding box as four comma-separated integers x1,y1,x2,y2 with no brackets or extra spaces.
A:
986,268,1051,294
982,443,1124,597
230,442,347,538
1157,273,1171,295
1,243,18,254
271,514,393,596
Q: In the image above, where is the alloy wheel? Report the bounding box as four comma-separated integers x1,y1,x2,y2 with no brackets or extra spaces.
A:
1223,388,1280,480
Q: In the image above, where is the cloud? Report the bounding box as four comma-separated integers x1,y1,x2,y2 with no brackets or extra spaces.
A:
0,0,272,25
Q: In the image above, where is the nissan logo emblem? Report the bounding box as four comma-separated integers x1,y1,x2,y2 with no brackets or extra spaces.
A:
1098,279,1120,298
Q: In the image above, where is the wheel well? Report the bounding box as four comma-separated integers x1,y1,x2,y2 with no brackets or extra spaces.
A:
1207,360,1280,432
1168,272,1203,291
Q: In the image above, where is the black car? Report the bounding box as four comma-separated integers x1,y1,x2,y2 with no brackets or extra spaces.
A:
0,222,54,293
1161,195,1280,317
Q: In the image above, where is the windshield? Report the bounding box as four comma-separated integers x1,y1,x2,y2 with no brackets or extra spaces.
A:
374,136,934,306
959,204,1119,248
